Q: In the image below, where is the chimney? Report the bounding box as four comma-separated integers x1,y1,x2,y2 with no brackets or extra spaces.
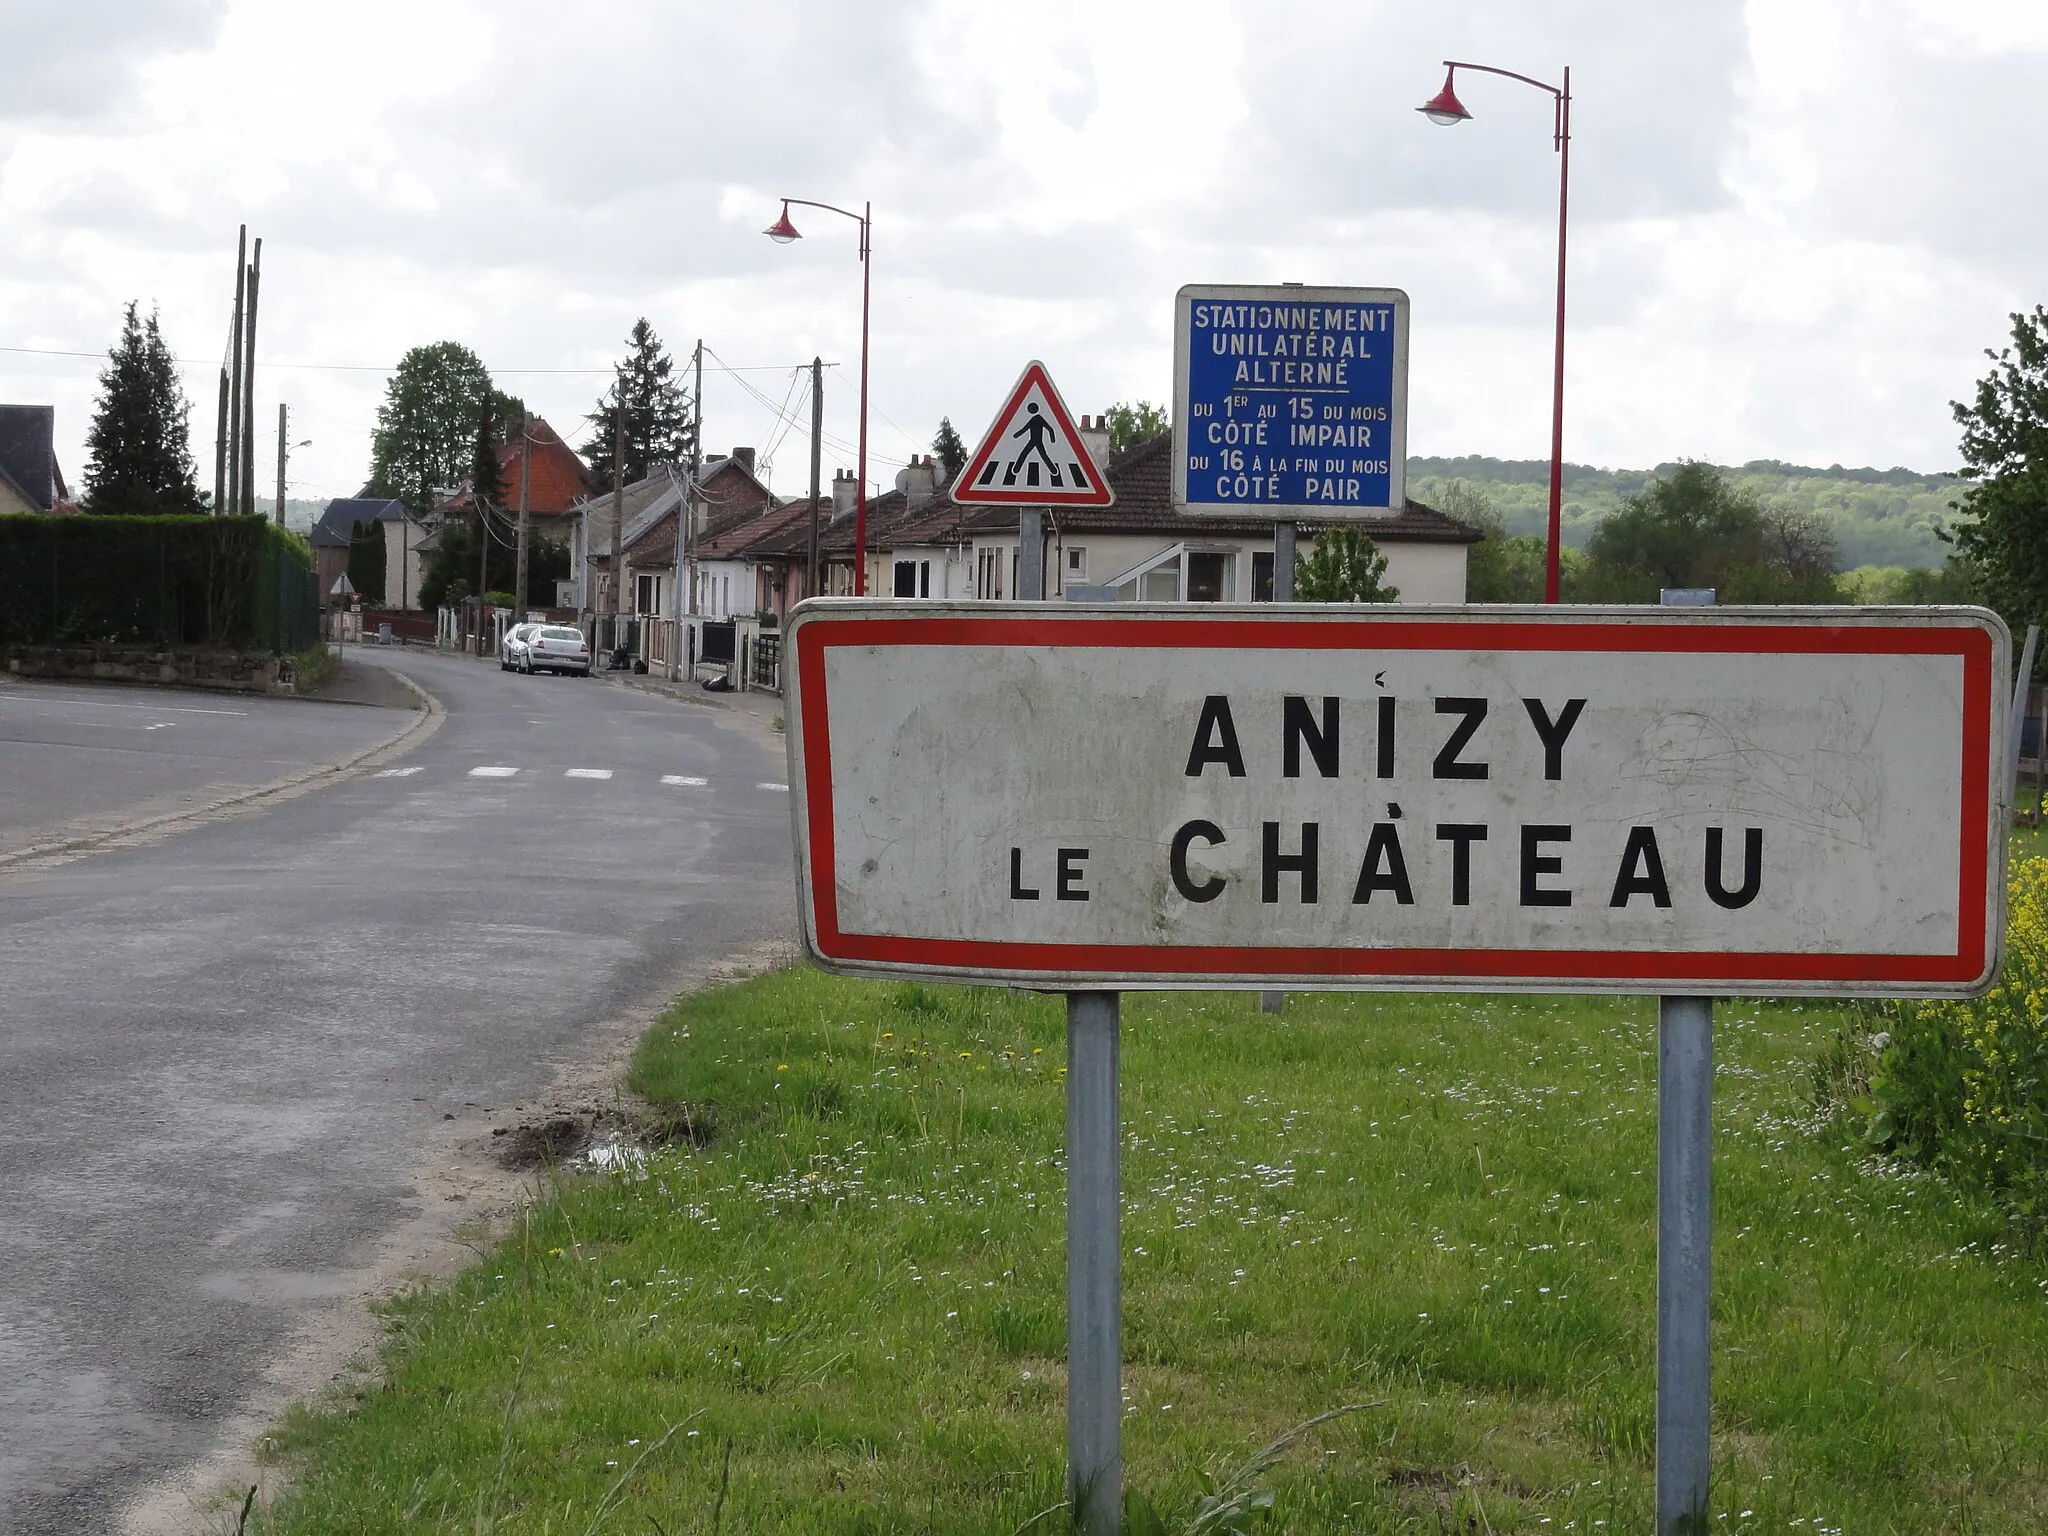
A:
898,453,938,509
831,468,856,522
1078,413,1112,472
732,446,757,477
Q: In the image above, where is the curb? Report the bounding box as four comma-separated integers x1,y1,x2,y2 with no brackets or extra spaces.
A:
0,671,447,874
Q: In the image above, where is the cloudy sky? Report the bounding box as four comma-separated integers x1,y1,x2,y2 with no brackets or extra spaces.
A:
2,0,2042,506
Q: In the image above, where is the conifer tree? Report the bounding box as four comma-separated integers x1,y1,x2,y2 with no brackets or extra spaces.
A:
83,302,204,515
584,319,693,491
932,417,967,480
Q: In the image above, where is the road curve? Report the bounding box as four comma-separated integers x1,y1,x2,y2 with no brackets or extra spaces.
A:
0,650,795,1533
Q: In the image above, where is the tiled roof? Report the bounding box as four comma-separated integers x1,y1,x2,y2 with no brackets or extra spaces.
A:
500,416,592,514
312,496,408,547
0,405,55,513
697,434,1481,560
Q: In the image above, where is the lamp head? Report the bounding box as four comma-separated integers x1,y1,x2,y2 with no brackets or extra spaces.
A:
1417,68,1471,125
764,201,802,243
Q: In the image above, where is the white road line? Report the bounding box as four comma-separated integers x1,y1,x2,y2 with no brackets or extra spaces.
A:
564,768,613,780
375,766,423,778
757,782,790,792
469,766,518,778
661,775,707,787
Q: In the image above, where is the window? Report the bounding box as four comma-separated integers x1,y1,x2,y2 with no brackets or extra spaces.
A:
1186,551,1230,602
1252,551,1275,602
894,561,917,598
1066,546,1087,580
1142,566,1179,602
975,546,1004,600
635,572,662,616
919,560,931,597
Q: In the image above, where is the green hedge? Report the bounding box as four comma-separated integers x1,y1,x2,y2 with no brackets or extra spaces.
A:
0,515,318,653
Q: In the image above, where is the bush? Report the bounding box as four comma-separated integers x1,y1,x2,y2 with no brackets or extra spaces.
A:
1863,856,2048,1240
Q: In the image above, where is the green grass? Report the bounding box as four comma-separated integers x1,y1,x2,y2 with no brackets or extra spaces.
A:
250,969,2048,1534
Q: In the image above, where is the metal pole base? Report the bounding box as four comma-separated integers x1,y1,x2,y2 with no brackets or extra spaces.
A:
1066,991,1121,1535
1657,994,1713,1533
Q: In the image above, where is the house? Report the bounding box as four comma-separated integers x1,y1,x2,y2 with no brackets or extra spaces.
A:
827,427,1481,605
309,497,423,609
0,405,66,515
428,413,594,599
586,447,779,617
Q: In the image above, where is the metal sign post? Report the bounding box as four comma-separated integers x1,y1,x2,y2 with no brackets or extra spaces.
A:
1065,991,1121,1533
1657,994,1712,1532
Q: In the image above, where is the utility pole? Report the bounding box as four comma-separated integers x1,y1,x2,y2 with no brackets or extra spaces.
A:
514,413,532,624
275,403,287,525
689,340,703,615
477,495,491,652
227,226,245,517
213,370,229,515
241,238,262,524
808,355,823,599
609,383,625,623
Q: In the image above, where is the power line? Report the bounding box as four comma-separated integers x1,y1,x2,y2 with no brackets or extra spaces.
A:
0,343,839,375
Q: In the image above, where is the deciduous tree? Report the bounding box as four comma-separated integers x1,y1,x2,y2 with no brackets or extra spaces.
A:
1104,400,1169,454
1580,461,1841,603
1950,306,2048,652
366,343,512,515
83,302,204,516
1296,525,1399,602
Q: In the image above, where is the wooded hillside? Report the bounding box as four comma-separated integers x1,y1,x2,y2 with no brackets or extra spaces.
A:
1409,456,1961,571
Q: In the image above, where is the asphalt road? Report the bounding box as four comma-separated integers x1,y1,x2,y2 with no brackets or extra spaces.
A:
0,677,413,861
0,651,795,1533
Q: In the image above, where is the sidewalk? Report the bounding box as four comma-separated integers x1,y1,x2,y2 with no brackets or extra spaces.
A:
600,666,787,731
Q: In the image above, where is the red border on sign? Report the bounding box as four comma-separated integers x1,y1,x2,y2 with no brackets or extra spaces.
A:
949,362,1115,507
794,614,1996,986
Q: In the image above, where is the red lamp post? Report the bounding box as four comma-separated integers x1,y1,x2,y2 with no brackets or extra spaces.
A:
766,197,872,596
1418,61,1572,604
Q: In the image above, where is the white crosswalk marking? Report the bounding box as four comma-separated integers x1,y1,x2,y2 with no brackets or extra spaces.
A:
374,767,423,778
661,775,707,787
469,766,518,778
564,768,613,780
757,782,790,792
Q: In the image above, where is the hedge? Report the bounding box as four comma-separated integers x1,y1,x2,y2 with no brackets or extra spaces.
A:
0,515,318,653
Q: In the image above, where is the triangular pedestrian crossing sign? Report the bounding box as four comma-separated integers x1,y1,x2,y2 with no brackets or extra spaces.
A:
951,361,1114,507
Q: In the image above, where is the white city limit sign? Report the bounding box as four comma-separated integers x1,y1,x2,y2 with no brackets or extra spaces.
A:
785,604,2009,996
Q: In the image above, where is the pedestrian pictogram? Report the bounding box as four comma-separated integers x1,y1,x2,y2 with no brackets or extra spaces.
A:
951,361,1114,507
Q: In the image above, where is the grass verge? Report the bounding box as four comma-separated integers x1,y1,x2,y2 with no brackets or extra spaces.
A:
255,974,2048,1533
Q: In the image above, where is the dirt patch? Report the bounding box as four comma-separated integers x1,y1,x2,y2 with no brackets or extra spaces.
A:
492,1114,594,1169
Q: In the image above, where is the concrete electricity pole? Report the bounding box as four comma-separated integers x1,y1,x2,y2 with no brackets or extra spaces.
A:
514,414,532,623
227,226,245,517
214,370,230,516
808,355,823,598
240,238,261,523
609,385,625,622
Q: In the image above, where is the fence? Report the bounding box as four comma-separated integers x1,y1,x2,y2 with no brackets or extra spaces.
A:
0,515,317,653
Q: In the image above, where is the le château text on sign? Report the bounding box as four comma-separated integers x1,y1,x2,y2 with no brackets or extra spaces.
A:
784,604,2007,997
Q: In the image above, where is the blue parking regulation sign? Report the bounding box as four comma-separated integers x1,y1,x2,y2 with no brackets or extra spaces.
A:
1172,283,1409,519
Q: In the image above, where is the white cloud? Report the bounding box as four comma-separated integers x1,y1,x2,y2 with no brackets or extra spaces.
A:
0,0,2038,506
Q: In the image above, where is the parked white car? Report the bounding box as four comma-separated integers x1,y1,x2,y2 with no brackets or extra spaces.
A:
499,622,543,672
522,625,593,677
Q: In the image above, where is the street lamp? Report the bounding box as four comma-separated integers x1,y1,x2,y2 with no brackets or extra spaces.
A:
766,196,872,597
1418,61,1572,604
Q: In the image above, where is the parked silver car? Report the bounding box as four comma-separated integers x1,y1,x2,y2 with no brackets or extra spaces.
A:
521,625,592,677
499,622,544,672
